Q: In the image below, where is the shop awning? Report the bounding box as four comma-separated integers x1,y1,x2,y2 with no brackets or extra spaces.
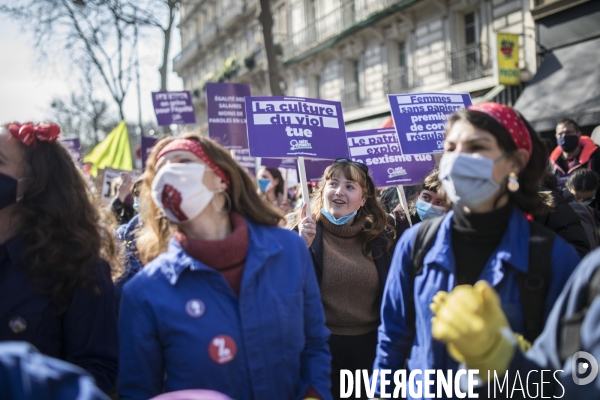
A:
514,37,600,132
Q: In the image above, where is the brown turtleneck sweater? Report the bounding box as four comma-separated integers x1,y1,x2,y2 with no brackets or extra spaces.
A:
320,213,380,336
174,212,248,295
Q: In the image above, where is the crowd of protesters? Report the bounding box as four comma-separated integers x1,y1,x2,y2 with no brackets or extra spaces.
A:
2,104,600,400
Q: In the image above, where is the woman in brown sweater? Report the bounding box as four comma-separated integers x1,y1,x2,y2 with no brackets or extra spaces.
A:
295,159,395,400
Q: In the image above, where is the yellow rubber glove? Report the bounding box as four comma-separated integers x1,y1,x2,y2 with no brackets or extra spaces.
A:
430,281,517,381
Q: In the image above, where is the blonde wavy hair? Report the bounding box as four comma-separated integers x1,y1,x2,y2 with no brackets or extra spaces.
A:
136,133,284,264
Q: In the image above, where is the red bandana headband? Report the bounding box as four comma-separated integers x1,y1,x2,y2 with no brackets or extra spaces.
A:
468,102,532,156
157,139,230,186
7,122,61,147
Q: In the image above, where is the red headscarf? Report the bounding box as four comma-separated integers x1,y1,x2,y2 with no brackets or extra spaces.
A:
468,102,532,156
157,139,230,186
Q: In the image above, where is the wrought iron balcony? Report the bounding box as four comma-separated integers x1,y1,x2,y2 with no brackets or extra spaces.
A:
384,66,413,95
282,0,408,62
173,37,201,72
447,43,492,84
341,82,363,111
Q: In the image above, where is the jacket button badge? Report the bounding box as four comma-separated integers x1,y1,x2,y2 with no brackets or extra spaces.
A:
9,317,27,334
185,299,205,318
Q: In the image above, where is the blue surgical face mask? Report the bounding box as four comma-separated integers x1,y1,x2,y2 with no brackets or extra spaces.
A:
583,197,595,206
439,152,509,210
321,207,358,225
133,197,140,212
258,178,272,193
415,199,446,221
557,135,579,153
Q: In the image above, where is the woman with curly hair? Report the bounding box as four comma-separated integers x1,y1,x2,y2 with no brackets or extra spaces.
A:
0,122,121,392
118,134,331,400
295,159,396,400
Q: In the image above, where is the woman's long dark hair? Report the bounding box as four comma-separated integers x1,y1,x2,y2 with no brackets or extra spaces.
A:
15,134,122,313
447,109,549,215
261,167,285,198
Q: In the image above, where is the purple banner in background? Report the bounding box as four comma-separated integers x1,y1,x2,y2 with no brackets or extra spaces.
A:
233,149,256,176
207,83,251,149
245,96,349,159
304,159,334,183
387,92,472,155
141,136,158,169
261,158,297,169
347,128,436,187
61,138,82,165
152,91,196,126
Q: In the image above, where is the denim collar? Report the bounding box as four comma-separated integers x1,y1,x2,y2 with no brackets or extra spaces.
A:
160,216,283,286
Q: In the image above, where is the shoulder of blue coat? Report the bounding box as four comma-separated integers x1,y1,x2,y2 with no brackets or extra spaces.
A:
122,250,173,294
246,218,307,249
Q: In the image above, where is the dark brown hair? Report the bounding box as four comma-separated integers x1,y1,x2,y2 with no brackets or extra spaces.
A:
14,133,122,313
260,167,285,198
137,133,284,264
557,117,581,133
447,109,549,215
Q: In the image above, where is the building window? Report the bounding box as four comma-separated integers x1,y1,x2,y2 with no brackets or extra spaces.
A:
309,74,321,99
449,10,490,83
342,59,361,110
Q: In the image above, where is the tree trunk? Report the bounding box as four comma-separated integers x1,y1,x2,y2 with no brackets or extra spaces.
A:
258,0,284,96
159,1,176,134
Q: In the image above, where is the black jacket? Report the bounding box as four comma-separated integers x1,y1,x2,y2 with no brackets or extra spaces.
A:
308,221,394,302
535,188,591,258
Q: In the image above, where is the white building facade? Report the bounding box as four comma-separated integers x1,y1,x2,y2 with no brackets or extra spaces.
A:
174,0,540,131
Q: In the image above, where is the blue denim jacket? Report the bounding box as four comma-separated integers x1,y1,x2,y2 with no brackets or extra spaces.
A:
373,207,580,398
118,217,332,400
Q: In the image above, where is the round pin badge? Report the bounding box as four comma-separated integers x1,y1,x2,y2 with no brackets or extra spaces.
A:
9,317,27,334
208,335,237,364
185,299,205,318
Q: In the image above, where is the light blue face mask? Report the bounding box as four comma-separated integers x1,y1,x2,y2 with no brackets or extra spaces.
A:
258,178,271,193
439,152,510,210
415,199,446,221
133,197,140,212
321,207,358,225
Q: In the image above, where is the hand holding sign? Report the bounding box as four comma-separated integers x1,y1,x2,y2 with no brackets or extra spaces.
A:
298,202,317,247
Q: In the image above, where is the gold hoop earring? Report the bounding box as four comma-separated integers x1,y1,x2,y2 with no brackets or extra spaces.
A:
508,172,519,192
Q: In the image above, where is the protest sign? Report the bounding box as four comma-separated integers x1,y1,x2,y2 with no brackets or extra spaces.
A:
232,149,256,176
100,167,142,204
141,136,158,169
262,158,297,169
61,138,82,165
347,128,436,187
152,91,196,126
303,159,334,183
207,83,251,149
245,96,349,159
388,93,472,155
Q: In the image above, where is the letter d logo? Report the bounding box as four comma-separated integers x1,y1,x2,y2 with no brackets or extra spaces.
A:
572,351,598,385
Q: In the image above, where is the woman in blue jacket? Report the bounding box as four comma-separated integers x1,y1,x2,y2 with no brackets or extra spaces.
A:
118,135,331,400
372,103,581,398
0,122,120,393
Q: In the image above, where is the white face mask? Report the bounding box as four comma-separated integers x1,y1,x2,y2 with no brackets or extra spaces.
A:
151,163,217,223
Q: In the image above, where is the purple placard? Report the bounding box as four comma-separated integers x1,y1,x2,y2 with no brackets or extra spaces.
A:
304,159,334,183
233,149,256,176
207,83,251,149
61,138,82,164
152,91,196,126
347,128,436,187
244,96,349,159
387,92,472,155
261,158,297,169
141,136,158,169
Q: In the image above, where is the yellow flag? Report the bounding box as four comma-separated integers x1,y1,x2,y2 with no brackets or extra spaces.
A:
84,121,133,177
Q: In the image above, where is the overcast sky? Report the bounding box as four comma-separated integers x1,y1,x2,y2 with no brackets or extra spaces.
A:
0,10,183,128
